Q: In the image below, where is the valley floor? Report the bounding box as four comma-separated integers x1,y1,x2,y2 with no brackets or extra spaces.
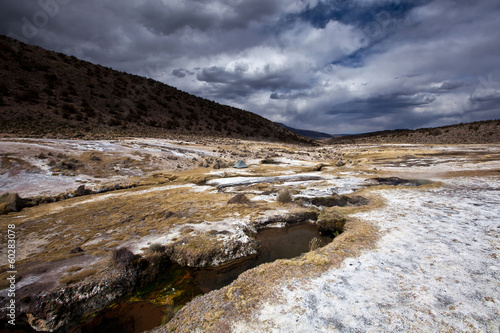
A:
0,138,499,332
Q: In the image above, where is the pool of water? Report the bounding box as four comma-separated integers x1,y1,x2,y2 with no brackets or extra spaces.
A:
193,223,332,292
74,222,333,333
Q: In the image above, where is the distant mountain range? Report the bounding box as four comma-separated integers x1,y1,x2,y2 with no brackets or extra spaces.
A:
0,36,312,144
325,120,500,144
275,123,334,140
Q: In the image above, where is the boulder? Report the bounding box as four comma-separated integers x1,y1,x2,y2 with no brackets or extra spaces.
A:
227,193,250,204
70,247,84,254
0,193,25,214
73,185,90,197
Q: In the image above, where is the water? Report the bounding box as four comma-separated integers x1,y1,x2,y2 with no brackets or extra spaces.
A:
73,223,333,333
193,223,332,292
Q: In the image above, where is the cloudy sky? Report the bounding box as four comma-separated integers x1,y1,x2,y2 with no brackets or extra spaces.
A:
1,0,499,134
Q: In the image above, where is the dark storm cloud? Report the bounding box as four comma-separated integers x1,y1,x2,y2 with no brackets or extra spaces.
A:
197,64,311,97
0,0,499,134
172,68,194,78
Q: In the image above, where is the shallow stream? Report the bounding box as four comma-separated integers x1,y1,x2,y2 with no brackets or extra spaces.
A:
75,222,333,333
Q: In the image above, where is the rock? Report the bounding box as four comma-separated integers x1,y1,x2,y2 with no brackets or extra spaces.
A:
213,160,221,169
73,185,89,197
112,248,135,266
55,161,75,170
317,208,346,235
166,234,259,267
164,211,175,219
0,192,25,214
70,247,84,253
227,194,250,204
335,159,346,167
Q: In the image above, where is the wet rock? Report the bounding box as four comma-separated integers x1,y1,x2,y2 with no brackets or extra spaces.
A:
0,192,25,214
227,194,250,204
317,208,346,235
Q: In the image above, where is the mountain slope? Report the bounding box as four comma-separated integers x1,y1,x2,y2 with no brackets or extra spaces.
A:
0,36,312,144
276,123,333,140
325,120,500,144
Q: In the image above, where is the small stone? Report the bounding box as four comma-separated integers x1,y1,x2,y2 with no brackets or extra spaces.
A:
227,193,250,204
70,247,84,253
74,185,88,197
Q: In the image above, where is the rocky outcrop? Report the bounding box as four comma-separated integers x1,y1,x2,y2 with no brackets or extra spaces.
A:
0,252,172,332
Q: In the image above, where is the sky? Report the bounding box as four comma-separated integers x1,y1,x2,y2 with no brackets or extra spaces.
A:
1,0,500,134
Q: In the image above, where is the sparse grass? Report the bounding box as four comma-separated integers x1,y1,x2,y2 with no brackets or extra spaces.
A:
65,266,83,273
59,269,97,285
308,237,322,251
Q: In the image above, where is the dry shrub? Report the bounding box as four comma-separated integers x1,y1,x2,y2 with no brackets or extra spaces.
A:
309,237,322,251
277,188,292,203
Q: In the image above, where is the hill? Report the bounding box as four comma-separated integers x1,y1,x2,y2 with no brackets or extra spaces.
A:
0,36,312,144
275,123,333,140
325,120,500,144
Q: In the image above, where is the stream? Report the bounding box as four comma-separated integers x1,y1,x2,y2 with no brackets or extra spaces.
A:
74,222,333,333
